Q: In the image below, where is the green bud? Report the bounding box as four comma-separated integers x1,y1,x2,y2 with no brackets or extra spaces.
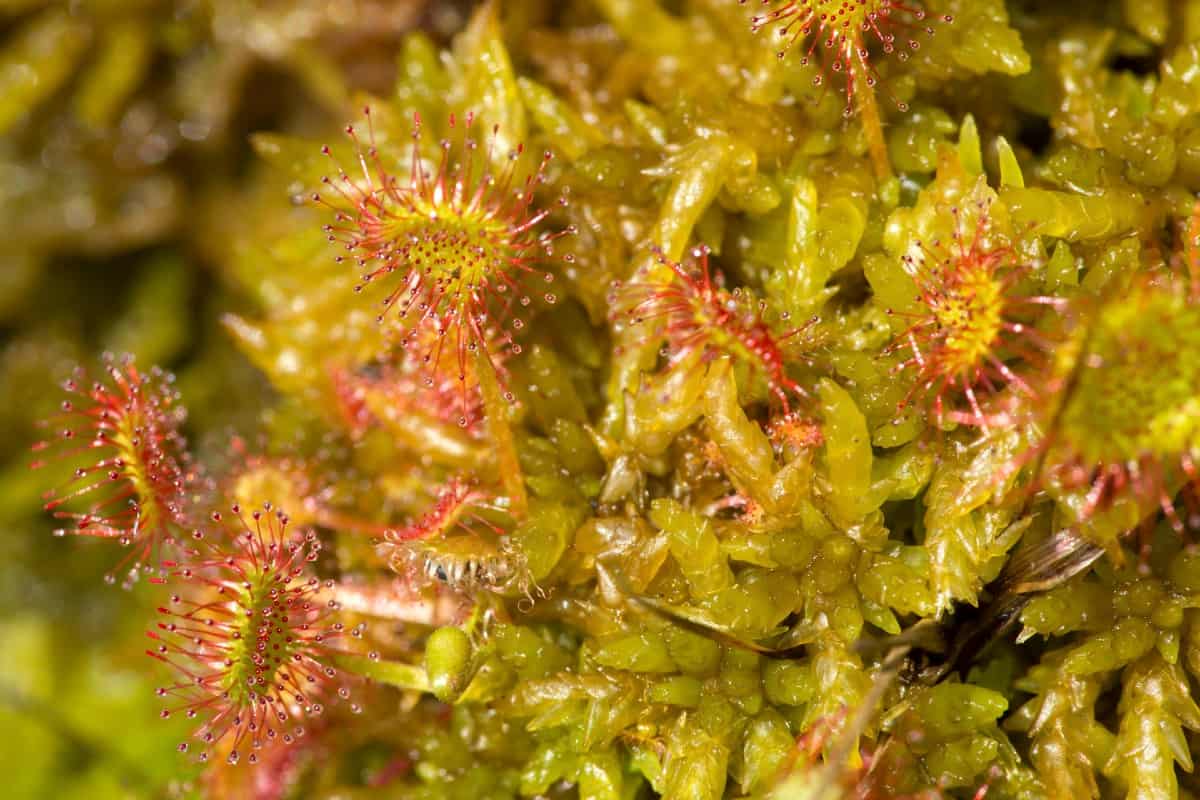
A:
425,626,473,703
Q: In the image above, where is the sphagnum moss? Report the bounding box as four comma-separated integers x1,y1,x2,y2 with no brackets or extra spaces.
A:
17,1,1200,799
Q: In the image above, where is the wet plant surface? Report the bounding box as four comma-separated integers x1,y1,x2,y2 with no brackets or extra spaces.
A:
6,1,1200,799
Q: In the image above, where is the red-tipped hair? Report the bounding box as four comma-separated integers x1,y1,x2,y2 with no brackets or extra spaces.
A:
148,505,363,766
32,353,193,584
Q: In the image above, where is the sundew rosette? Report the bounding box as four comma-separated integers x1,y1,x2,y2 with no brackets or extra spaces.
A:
315,106,572,385
314,106,575,514
745,0,949,103
612,244,815,413
886,194,1063,430
742,0,953,177
32,352,193,585
146,505,364,766
1026,271,1200,549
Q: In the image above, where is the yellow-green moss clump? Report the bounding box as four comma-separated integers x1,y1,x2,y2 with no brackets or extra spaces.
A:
10,1,1200,799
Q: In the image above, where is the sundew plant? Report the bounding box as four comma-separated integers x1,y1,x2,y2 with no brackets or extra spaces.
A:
9,1,1200,799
